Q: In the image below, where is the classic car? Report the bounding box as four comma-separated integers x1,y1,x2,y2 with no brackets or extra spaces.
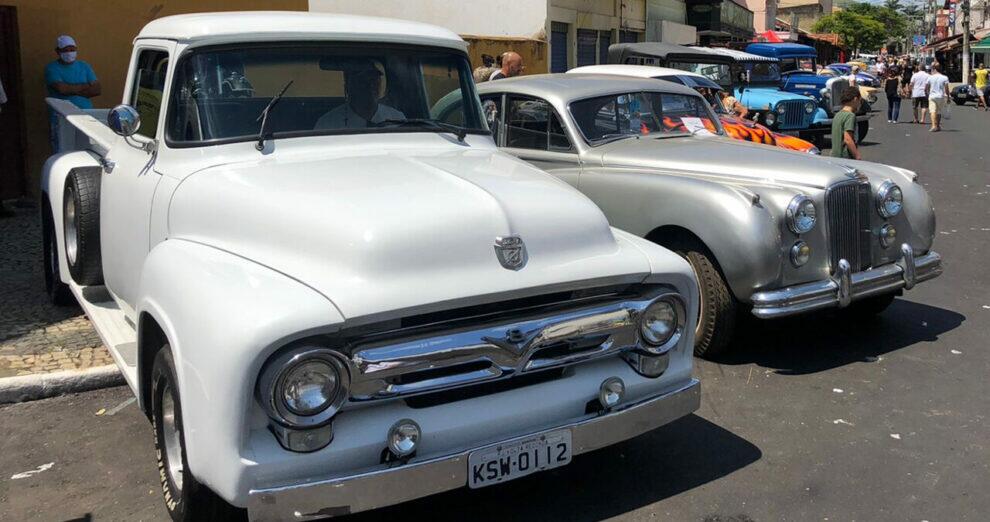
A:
951,83,988,105
42,12,702,520
746,43,875,142
567,64,819,153
477,74,942,359
607,42,819,134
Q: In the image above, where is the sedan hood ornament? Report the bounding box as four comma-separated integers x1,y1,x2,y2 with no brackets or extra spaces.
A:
494,235,527,271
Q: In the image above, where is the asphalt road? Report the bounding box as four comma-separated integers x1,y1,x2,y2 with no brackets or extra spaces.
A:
2,99,988,522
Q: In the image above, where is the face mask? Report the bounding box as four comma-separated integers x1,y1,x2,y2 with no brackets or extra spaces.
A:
59,51,77,64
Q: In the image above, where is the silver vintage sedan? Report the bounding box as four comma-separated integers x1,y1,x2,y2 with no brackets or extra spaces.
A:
470,74,942,358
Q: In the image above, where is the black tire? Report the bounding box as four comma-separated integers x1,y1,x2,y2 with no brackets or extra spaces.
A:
151,348,244,521
856,120,869,144
839,293,897,319
63,169,104,285
42,202,75,306
666,238,737,359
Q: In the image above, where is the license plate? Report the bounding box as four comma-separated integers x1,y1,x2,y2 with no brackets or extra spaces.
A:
468,429,572,488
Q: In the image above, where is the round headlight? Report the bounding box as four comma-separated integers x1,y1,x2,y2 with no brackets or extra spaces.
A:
790,240,811,267
879,223,897,248
776,105,787,115
786,195,817,234
804,101,816,113
876,180,903,217
765,112,777,126
640,299,678,347
281,359,340,416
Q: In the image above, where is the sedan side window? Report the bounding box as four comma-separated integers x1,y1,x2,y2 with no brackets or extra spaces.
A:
506,96,572,152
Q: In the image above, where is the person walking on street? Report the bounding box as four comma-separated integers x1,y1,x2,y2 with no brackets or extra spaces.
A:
489,52,523,81
925,64,950,132
831,86,862,160
974,63,989,111
884,62,902,123
909,64,930,124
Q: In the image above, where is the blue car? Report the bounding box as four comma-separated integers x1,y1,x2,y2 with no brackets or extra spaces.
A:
823,63,882,90
745,43,873,144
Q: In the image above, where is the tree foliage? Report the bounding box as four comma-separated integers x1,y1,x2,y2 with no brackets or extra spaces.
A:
812,10,888,52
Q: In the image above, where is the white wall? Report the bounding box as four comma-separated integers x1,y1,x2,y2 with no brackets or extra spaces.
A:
308,0,549,38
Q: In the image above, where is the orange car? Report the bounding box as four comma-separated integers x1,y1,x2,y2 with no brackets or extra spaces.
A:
568,65,820,154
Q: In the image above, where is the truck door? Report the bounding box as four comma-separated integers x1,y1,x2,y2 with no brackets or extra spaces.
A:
100,42,173,313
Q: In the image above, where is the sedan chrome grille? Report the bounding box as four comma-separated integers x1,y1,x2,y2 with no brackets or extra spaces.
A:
826,179,872,272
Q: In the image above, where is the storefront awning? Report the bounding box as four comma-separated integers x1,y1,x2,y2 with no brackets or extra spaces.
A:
973,36,990,50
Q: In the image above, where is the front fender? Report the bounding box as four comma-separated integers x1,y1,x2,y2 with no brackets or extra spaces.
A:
580,169,782,301
41,151,102,285
135,239,343,505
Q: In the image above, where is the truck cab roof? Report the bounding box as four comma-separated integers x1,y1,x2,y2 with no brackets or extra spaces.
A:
745,43,817,59
136,11,466,50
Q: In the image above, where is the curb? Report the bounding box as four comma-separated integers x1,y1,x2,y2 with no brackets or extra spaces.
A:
0,365,124,404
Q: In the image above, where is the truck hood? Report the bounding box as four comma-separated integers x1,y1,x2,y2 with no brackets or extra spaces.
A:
167,142,658,321
595,135,858,189
737,87,813,108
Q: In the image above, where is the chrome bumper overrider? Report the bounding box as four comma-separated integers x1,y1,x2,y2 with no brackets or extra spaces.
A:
750,244,942,319
246,379,700,521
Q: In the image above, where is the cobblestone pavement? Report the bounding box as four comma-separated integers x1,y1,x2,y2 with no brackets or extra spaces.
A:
0,204,113,378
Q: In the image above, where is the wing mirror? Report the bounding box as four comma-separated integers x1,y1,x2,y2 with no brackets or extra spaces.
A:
107,105,141,137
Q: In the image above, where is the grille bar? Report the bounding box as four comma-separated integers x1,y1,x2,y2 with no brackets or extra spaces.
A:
778,100,810,129
826,180,872,272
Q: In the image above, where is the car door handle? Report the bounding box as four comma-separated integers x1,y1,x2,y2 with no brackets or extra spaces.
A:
100,157,116,173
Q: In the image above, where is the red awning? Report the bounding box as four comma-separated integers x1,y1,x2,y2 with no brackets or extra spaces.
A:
753,30,784,43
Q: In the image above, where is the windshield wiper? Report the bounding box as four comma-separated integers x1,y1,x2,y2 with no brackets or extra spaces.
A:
592,132,638,145
255,80,294,151
375,118,468,142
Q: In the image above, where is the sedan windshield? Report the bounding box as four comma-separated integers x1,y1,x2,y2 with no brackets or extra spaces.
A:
167,44,488,145
570,91,720,145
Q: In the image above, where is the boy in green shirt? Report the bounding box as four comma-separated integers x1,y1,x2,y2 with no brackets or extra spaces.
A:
830,86,862,160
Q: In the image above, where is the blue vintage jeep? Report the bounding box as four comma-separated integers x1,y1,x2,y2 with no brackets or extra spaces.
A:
608,42,818,133
745,42,872,143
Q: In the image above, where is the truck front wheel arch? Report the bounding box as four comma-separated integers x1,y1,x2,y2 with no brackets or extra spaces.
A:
138,312,169,418
62,167,104,285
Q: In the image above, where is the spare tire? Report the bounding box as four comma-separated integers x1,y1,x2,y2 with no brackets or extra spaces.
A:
63,168,104,286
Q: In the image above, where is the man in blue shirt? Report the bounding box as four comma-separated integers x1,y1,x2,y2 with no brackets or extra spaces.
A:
45,35,100,109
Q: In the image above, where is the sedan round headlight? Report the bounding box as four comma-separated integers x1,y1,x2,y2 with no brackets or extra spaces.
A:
786,195,817,234
281,360,340,416
776,105,787,115
876,180,903,217
640,300,677,346
804,101,816,113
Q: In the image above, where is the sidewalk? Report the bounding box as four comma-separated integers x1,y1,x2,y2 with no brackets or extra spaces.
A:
0,203,114,378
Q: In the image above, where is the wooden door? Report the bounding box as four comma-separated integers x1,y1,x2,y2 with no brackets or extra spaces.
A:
0,6,26,199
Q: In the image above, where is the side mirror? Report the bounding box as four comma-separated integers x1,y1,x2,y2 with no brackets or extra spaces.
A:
107,105,141,137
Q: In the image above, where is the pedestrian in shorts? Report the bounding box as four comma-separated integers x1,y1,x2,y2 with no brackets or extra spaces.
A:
925,64,950,132
909,64,930,124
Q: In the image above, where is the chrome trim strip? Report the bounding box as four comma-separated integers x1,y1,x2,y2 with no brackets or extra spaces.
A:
246,379,701,521
750,246,942,319
348,289,676,401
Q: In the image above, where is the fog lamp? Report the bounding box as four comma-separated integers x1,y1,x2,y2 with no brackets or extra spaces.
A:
790,240,811,267
387,419,421,458
879,224,897,248
598,377,625,409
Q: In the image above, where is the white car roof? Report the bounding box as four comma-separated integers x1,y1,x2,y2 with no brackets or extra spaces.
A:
136,11,466,50
567,64,708,80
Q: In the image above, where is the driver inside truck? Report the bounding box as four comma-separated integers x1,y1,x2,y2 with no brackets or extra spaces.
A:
314,61,405,129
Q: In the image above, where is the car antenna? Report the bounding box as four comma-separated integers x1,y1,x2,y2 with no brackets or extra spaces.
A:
255,80,294,152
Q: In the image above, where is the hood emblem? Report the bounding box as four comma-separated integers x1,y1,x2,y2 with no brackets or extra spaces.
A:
494,235,527,271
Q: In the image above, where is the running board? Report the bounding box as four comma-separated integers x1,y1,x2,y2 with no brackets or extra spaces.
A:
68,282,139,396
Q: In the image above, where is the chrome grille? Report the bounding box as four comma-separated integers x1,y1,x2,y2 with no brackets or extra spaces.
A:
777,100,812,130
826,179,872,272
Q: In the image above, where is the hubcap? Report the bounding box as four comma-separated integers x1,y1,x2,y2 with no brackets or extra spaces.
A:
64,190,78,266
161,385,184,492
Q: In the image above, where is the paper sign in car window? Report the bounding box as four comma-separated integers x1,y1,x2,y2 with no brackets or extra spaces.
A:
680,117,713,135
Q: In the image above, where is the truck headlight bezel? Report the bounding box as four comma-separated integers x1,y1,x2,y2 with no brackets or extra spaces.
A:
259,346,351,429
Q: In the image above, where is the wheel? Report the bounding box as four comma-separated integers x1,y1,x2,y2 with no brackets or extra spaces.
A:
151,348,244,521
839,293,896,319
42,203,75,306
856,120,869,144
63,169,104,285
666,237,737,359
952,97,965,105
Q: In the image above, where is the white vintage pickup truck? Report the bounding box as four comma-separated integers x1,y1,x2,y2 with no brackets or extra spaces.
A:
42,12,701,521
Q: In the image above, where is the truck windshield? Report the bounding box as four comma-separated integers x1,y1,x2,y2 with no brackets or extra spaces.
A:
166,44,488,145
779,57,817,73
667,61,732,88
739,62,781,83
570,91,721,145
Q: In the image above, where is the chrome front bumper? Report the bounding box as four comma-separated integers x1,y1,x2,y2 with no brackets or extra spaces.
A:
750,244,942,319
246,379,700,521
